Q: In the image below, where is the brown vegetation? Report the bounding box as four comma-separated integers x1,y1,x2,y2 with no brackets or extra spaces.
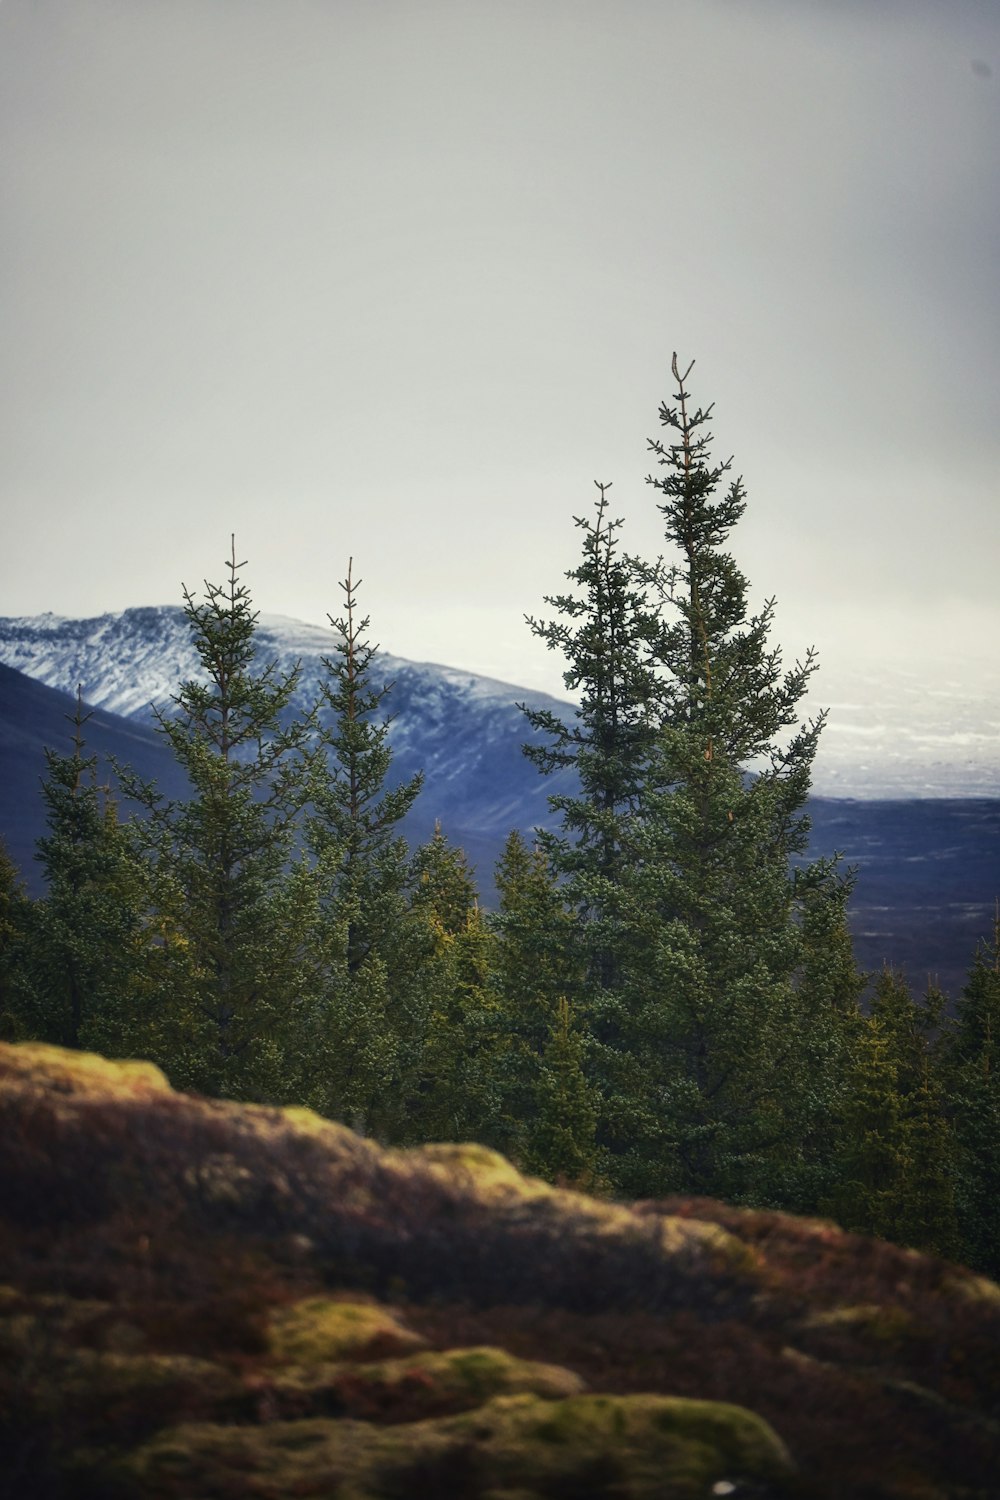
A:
1,1042,997,1498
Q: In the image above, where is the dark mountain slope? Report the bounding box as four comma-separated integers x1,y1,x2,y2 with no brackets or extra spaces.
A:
2,661,997,994
0,663,192,884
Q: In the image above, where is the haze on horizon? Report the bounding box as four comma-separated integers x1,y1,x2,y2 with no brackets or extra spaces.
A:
2,0,998,698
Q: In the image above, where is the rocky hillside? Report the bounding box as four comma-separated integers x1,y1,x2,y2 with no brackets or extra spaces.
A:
1,1043,998,1498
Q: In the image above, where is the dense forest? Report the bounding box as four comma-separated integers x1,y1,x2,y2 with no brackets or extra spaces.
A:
1,359,997,1278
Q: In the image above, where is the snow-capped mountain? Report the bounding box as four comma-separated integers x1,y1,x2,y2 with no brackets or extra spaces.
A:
0,606,997,800
0,606,577,842
1,607,998,995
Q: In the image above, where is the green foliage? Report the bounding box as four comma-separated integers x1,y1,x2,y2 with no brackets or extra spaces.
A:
401,825,498,1145
120,540,322,1101
522,482,658,825
491,831,581,1057
776,883,866,1212
528,995,599,1186
524,357,856,1203
0,837,33,1042
303,560,424,1135
309,558,423,972
941,920,1000,1275
3,391,996,1278
522,484,660,996
395,830,600,1182
410,823,481,939
7,695,159,1057
826,969,959,1258
488,832,597,1182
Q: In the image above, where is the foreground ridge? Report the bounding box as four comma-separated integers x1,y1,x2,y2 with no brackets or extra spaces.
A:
1,1042,998,1498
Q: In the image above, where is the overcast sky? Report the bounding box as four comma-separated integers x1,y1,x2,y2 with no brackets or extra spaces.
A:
2,0,998,696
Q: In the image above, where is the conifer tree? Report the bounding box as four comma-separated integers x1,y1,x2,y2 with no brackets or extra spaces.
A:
402,824,500,1144
14,692,150,1054
122,540,321,1101
489,831,595,1179
409,823,482,939
781,883,867,1211
827,969,958,1257
0,837,33,1042
901,1058,960,1259
310,559,423,969
524,356,855,1202
304,559,424,1133
942,920,1000,1275
826,1002,910,1242
521,484,659,995
875,972,959,1254
528,995,599,1186
491,830,580,1060
611,355,848,1197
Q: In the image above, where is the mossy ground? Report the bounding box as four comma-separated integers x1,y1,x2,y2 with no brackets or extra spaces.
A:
266,1296,428,1363
120,1391,793,1500
2,1042,999,1500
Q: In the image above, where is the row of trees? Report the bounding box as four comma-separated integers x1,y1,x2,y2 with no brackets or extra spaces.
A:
1,359,997,1278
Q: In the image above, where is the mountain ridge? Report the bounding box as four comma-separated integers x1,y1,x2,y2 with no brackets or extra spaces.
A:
1,609,998,994
1,605,997,800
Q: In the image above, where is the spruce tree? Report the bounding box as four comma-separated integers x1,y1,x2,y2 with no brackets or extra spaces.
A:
14,692,151,1054
521,484,659,996
310,559,423,969
121,540,321,1101
942,920,1000,1275
409,823,482,939
398,825,486,1139
491,830,581,1064
528,995,599,1186
524,356,855,1203
304,559,424,1134
782,883,867,1211
0,837,33,1042
611,356,852,1199
826,1001,910,1242
901,1058,960,1259
827,969,958,1257
489,831,595,1180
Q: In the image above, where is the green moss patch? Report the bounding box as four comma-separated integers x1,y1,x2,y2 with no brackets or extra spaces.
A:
942,1270,1000,1307
120,1391,794,1499
2,1042,170,1099
803,1303,914,1341
267,1298,426,1364
268,1344,586,1422
401,1141,554,1202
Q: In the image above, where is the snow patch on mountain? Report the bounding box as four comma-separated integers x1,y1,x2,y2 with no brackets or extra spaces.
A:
0,607,997,799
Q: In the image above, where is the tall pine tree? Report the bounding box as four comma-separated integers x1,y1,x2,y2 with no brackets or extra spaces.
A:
489,831,596,1181
612,355,852,1199
402,824,497,1145
942,917,1000,1275
524,356,855,1203
827,969,958,1256
122,540,321,1101
13,691,151,1055
0,839,34,1042
521,484,660,998
304,559,424,1134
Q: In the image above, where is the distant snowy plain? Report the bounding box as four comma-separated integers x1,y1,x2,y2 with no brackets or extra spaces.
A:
0,606,996,800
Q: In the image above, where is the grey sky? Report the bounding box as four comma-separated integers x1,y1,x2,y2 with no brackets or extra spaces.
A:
2,0,998,697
